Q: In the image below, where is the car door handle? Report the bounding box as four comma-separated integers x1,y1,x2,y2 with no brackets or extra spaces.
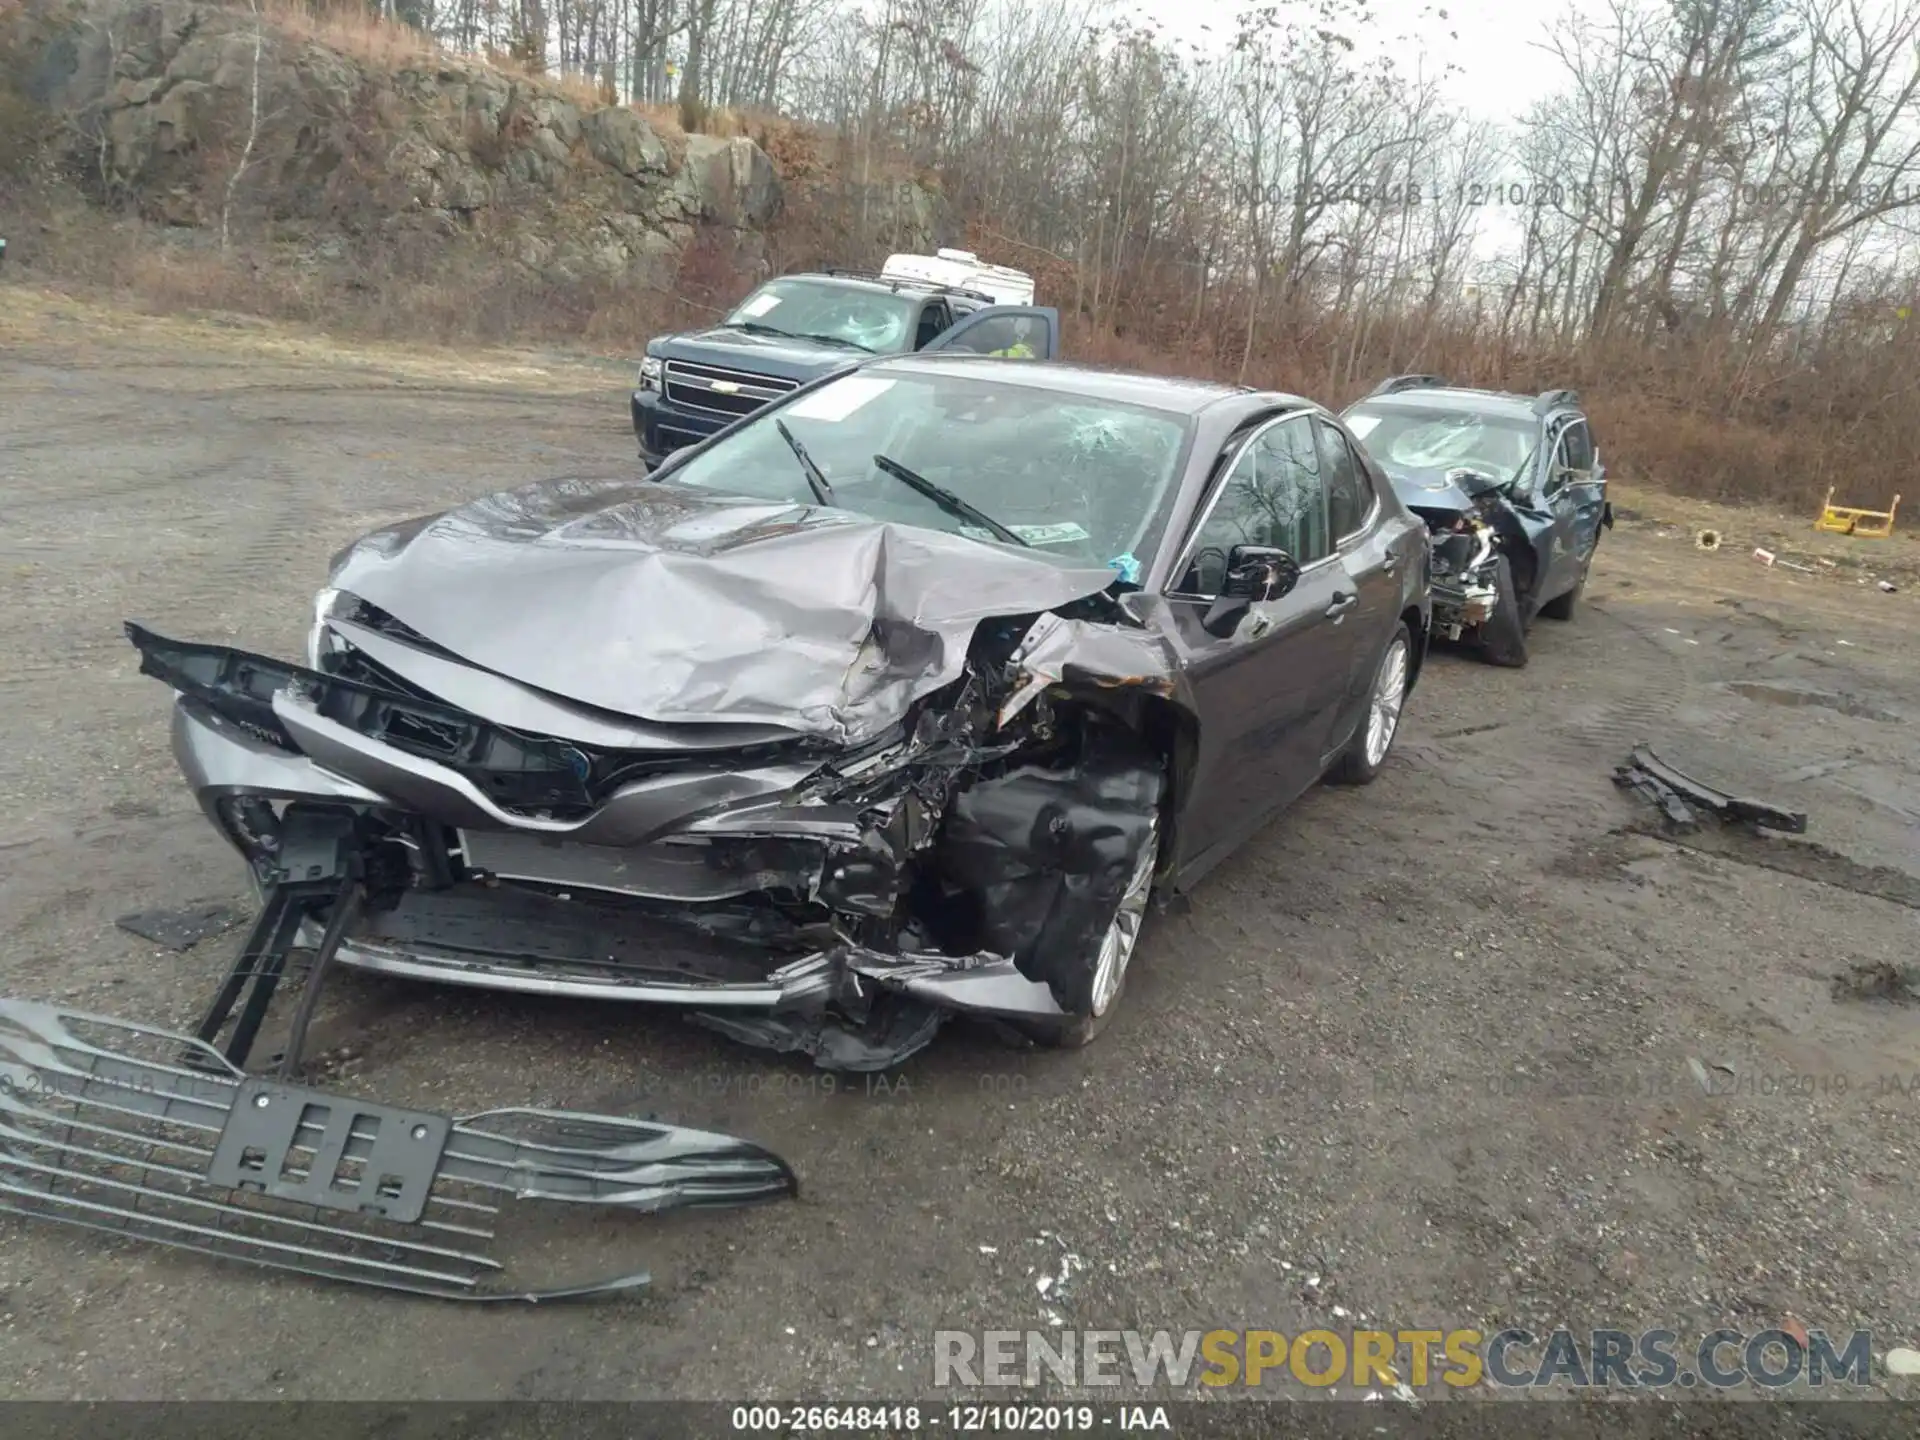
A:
1326,591,1357,618
1380,549,1399,574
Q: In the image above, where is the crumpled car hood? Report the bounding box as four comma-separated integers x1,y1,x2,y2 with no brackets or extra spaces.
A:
1379,464,1483,516
327,478,1119,744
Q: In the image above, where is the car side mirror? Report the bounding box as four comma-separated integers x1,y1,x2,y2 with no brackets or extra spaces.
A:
1201,546,1299,639
1223,545,1300,602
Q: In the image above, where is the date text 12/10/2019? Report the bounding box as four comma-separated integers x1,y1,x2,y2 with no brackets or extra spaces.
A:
728,1404,1172,1431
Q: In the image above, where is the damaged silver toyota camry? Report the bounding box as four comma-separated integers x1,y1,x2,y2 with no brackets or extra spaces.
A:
129,355,1432,1070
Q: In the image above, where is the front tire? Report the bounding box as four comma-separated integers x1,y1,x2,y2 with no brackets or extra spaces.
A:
1025,811,1161,1050
1475,554,1529,667
1328,622,1412,785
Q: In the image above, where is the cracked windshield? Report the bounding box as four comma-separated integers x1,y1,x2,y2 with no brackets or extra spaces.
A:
1345,405,1538,482
666,370,1192,575
722,278,919,352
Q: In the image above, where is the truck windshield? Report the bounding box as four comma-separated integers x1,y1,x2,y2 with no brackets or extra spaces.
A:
664,368,1194,570
723,279,920,353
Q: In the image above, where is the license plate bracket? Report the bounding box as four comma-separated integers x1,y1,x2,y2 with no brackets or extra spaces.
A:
208,1078,451,1223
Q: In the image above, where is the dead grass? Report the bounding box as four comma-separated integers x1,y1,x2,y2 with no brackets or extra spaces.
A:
257,0,616,110
537,67,613,109
0,278,615,392
1,195,725,352
261,0,438,69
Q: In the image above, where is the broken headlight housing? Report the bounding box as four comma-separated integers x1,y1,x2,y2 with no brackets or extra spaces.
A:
638,356,663,392
307,586,347,668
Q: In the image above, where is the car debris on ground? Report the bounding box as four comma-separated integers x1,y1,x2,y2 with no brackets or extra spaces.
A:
1831,961,1920,1006
1611,744,1808,834
1752,546,1821,574
114,900,248,951
0,995,798,1301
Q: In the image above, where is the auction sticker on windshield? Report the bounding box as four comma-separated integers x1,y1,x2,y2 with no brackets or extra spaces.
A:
786,375,896,422
1346,413,1381,438
961,521,1091,547
738,292,783,317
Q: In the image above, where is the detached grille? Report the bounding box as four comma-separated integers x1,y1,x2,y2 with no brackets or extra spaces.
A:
663,360,798,419
0,996,798,1300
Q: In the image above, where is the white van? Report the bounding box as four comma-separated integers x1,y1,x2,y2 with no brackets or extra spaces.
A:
880,249,1036,307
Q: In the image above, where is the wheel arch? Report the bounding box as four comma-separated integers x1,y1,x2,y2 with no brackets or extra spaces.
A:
1058,687,1194,883
1399,604,1430,691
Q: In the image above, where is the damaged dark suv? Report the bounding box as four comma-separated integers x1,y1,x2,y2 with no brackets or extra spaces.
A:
130,356,1431,1070
1342,376,1612,667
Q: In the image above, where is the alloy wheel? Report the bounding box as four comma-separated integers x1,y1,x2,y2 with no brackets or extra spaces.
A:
1088,818,1159,1017
1364,637,1410,767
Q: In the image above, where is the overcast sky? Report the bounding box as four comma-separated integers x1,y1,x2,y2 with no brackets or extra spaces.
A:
1108,0,1597,263
1120,0,1585,126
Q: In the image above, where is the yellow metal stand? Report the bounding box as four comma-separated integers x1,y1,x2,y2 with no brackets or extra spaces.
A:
1815,487,1900,537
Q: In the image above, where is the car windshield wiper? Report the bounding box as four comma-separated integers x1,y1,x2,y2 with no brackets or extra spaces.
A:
870,453,1029,548
794,332,878,353
723,320,876,353
775,419,834,507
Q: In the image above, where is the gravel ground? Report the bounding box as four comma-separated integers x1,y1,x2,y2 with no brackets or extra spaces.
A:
3,289,1919,1405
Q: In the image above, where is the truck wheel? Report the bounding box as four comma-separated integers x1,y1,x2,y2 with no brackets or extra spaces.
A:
1476,555,1529,667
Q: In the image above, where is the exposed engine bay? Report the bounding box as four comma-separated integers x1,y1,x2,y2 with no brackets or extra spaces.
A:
1422,483,1509,640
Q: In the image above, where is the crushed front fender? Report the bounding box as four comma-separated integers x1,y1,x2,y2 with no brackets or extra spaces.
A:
0,996,798,1301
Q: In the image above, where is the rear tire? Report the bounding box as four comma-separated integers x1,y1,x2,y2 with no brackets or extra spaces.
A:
1328,622,1412,785
1476,555,1529,667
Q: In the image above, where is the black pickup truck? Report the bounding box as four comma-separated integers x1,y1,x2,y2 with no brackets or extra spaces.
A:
632,268,1060,469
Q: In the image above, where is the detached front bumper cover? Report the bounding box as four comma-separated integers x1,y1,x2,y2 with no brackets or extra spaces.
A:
0,996,798,1301
1611,744,1808,834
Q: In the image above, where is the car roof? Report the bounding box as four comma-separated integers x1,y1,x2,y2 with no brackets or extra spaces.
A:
865,353,1314,417
1348,386,1564,424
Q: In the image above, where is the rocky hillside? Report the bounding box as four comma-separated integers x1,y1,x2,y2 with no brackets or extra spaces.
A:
0,0,948,290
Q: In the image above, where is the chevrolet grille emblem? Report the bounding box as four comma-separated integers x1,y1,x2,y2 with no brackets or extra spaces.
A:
709,379,741,393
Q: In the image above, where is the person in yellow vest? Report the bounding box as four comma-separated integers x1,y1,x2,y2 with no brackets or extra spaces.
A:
990,318,1037,358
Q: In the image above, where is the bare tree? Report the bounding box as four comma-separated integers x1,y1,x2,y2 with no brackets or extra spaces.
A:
1750,0,1920,342
221,0,268,250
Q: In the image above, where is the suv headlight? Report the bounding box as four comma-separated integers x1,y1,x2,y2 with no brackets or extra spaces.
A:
638,356,663,392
